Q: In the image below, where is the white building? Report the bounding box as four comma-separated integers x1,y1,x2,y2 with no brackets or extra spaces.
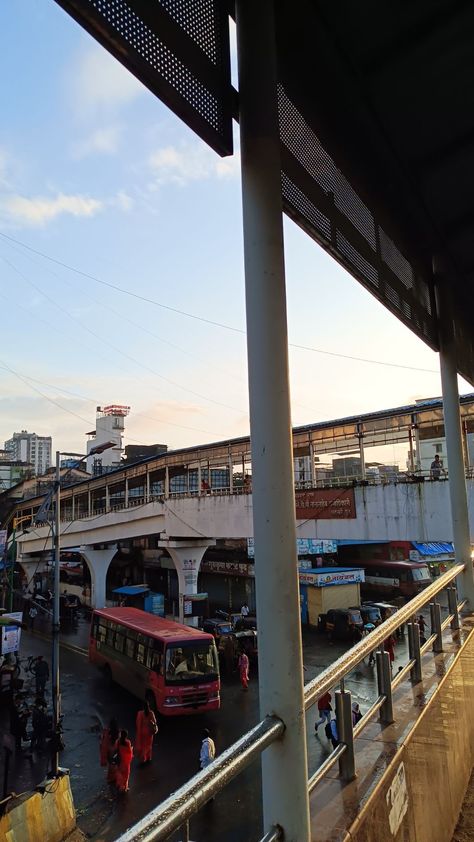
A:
86,405,130,475
4,431,52,476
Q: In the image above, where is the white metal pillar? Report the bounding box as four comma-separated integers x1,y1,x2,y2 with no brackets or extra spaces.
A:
124,478,129,508
309,441,316,486
159,540,215,626
236,2,310,838
436,277,474,606
164,466,169,498
105,484,110,512
197,461,202,496
228,452,234,493
145,470,150,501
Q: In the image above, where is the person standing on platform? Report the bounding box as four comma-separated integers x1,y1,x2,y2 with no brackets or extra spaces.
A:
100,718,120,784
115,730,133,793
240,602,250,618
238,649,250,691
135,700,158,765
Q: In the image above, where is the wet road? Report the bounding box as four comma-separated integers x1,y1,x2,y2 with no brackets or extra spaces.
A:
4,623,416,842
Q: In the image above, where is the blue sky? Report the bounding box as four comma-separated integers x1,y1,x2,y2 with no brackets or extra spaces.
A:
0,1,469,463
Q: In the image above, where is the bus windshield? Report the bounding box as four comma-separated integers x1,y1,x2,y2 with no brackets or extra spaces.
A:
411,565,431,581
165,642,219,685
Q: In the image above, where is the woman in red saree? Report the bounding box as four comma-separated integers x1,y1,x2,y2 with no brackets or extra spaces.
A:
115,730,134,793
238,650,250,690
135,700,158,765
99,718,119,784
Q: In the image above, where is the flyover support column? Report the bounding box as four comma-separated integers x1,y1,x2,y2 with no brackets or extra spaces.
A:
436,276,474,606
159,540,215,626
236,2,310,840
80,545,117,609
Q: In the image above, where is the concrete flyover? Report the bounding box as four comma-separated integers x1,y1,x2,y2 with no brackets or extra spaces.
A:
15,479,474,555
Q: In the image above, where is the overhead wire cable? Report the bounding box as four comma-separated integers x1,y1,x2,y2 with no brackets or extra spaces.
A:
0,230,440,374
0,253,246,414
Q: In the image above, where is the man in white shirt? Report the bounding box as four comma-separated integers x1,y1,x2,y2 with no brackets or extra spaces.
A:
241,603,250,618
200,728,216,769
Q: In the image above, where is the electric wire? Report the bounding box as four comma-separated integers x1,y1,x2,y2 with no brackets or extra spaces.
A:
0,230,440,375
0,254,246,415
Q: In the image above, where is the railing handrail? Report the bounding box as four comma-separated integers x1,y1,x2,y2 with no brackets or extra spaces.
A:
303,562,464,710
115,715,284,842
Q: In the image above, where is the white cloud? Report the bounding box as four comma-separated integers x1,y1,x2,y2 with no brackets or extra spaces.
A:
72,125,121,159
148,142,239,187
111,191,134,212
0,192,103,226
70,46,143,116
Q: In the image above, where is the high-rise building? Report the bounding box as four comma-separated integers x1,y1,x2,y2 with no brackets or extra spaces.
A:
86,405,130,475
4,430,52,476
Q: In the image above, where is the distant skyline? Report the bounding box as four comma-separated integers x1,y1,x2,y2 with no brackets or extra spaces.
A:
1,2,471,466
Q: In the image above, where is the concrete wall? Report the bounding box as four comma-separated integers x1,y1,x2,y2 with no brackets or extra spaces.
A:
17,479,474,556
0,773,76,842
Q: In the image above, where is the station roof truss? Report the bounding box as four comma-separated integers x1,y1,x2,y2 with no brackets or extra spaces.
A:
54,0,474,383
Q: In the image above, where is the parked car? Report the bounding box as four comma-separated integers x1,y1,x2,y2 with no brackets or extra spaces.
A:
202,618,234,651
318,608,364,641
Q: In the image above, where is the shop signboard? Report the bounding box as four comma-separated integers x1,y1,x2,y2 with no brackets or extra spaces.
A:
0,612,23,655
298,569,364,587
202,560,255,577
295,488,356,519
247,538,337,558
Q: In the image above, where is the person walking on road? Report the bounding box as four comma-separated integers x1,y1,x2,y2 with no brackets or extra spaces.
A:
10,695,28,751
115,730,133,793
135,700,158,765
28,604,38,630
352,702,362,726
384,634,396,674
31,699,49,753
238,649,249,691
200,728,216,770
100,718,120,784
418,614,427,644
34,655,49,697
325,718,339,749
314,691,332,733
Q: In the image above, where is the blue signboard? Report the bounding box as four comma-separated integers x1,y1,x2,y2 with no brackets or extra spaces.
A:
144,592,165,617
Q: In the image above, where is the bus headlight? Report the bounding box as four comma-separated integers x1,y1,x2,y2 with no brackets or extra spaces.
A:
164,696,180,706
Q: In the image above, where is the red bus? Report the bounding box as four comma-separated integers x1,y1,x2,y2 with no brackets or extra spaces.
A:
89,608,220,715
356,559,432,599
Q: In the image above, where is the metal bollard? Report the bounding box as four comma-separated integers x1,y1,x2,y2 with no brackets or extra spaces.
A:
430,602,443,653
335,689,355,781
407,621,422,683
376,650,394,724
447,586,460,631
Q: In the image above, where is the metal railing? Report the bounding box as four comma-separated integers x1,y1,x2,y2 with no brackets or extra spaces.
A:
115,563,467,842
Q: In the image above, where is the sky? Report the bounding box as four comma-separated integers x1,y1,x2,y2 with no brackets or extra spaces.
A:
0,1,471,467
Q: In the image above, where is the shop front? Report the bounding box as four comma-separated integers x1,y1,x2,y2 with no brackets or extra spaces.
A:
299,567,365,625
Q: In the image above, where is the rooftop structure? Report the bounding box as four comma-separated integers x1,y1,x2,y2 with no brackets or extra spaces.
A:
86,405,130,475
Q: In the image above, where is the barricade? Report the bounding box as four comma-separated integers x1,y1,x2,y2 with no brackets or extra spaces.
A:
0,773,76,842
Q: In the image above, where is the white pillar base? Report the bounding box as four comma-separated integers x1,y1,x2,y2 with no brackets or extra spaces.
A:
80,544,117,609
159,540,215,626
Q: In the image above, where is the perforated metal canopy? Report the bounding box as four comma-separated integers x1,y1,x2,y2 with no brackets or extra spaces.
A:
54,0,474,382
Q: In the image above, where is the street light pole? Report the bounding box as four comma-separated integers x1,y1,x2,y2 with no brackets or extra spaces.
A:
51,449,61,777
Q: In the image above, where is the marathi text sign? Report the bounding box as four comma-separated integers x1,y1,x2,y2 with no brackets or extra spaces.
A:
295,488,356,519
247,538,337,559
299,569,364,587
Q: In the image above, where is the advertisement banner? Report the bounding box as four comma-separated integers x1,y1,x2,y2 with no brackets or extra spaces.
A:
202,560,255,577
298,569,364,587
0,612,23,655
295,488,356,519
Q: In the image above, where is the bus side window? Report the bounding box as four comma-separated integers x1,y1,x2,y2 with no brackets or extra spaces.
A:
115,632,125,653
98,624,107,644
137,643,146,664
146,643,163,674
106,625,115,647
125,637,136,660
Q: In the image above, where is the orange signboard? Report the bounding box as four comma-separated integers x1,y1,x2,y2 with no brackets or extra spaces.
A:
295,488,356,519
